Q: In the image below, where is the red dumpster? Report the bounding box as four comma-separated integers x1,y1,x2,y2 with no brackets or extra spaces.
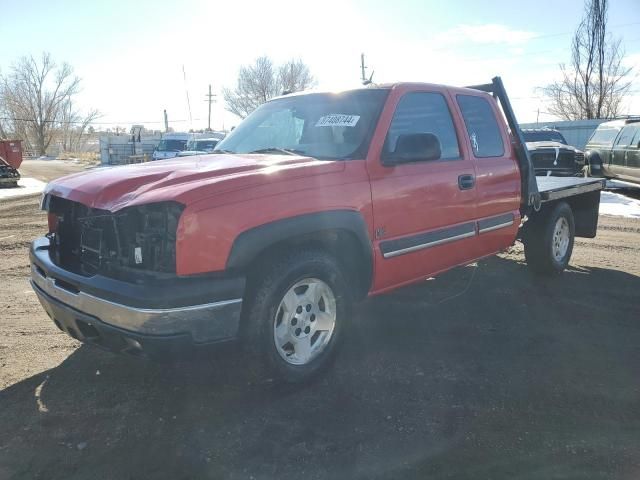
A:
0,140,22,188
0,140,23,169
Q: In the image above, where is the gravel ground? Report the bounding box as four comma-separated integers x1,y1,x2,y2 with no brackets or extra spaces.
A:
1,161,639,479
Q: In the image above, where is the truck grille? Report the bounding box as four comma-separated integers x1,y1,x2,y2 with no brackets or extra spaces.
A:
46,196,183,279
530,149,577,171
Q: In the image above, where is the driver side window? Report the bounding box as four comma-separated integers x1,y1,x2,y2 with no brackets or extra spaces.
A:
385,92,461,160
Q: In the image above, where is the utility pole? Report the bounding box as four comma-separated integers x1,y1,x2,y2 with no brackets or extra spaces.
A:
360,53,373,85
205,84,216,131
163,109,169,133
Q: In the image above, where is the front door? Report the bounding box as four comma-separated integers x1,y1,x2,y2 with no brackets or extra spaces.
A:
366,87,478,294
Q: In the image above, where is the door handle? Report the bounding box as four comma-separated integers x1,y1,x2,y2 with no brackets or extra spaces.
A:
458,174,475,190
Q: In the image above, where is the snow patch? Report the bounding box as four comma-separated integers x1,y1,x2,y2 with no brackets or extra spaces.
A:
600,191,640,219
0,177,46,200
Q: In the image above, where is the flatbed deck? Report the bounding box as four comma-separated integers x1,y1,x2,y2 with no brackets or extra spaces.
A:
536,176,605,202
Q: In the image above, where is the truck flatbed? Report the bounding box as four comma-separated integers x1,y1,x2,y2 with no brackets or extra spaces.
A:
536,176,605,202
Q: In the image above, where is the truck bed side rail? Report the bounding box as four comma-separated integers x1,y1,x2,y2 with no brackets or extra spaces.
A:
466,77,541,213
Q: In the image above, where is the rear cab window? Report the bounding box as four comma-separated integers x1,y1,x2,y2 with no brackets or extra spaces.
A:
456,95,505,158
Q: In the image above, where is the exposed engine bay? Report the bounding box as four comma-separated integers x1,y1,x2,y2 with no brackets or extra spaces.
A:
43,195,183,279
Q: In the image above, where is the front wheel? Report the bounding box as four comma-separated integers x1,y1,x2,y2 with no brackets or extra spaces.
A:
523,201,575,275
242,250,351,383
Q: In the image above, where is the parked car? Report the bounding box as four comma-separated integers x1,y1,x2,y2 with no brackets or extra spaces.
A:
522,128,585,176
177,138,221,157
152,133,190,160
585,118,640,184
31,77,604,383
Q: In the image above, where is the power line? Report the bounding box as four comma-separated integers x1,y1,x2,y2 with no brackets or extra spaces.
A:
0,117,203,125
511,88,640,100
3,22,639,128
450,36,640,65
524,21,640,41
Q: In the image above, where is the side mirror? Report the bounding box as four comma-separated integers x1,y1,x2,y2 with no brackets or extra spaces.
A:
382,133,441,165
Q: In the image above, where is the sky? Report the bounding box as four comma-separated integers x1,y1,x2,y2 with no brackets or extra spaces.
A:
1,0,639,132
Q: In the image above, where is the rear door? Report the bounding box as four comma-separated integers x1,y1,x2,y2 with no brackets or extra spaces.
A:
453,93,521,259
620,126,640,182
366,86,478,293
611,125,637,178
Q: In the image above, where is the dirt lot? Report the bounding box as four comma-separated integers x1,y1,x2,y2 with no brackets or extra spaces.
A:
1,161,639,479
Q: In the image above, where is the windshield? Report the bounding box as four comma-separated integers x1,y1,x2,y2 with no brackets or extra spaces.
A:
523,130,567,144
215,90,389,160
186,139,218,151
156,139,188,152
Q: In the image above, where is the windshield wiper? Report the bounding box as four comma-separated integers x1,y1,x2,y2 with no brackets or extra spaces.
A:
211,149,235,154
248,147,306,156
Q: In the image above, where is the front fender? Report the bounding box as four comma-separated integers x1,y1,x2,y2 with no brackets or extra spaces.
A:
226,210,373,270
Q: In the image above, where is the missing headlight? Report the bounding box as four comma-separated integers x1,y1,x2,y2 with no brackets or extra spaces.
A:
48,197,184,279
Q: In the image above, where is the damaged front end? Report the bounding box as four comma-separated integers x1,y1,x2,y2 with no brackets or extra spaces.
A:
42,195,184,280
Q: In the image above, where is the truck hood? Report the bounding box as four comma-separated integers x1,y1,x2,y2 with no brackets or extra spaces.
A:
44,154,345,211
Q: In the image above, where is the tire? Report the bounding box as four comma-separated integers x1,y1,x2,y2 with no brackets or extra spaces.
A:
242,249,352,383
523,201,575,275
586,153,604,178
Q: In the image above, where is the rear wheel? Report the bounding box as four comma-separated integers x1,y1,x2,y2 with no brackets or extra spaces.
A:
523,201,575,275
243,249,351,383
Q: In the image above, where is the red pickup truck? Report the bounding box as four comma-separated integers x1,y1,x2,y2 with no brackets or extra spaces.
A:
31,78,604,382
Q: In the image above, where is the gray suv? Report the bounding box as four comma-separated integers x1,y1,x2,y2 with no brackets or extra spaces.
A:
585,119,640,184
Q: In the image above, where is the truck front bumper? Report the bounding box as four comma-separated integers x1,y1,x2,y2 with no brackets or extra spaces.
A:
30,237,245,358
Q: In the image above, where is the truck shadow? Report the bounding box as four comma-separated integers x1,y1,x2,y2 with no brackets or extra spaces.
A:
2,255,640,479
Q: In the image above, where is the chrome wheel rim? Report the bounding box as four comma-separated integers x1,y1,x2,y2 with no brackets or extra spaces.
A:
273,278,337,366
552,217,570,262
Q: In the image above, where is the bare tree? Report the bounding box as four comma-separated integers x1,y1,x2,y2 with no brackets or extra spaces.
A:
543,0,632,120
58,98,100,152
223,56,314,119
0,112,8,139
278,59,314,94
0,53,91,155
